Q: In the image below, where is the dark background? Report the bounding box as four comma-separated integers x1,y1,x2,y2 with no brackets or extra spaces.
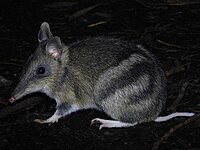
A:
0,0,199,150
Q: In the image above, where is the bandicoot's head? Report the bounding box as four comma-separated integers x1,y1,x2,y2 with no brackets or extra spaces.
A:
9,22,69,103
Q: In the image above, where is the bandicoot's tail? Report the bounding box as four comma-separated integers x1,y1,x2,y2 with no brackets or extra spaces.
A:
155,112,195,122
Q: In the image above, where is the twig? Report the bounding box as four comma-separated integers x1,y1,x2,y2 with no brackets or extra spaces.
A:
167,81,190,112
0,99,8,105
87,21,107,27
167,0,200,6
0,75,12,87
165,65,185,76
156,39,183,49
152,114,200,150
0,62,23,67
69,4,103,20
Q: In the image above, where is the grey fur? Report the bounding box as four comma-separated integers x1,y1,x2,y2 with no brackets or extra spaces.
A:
10,22,167,125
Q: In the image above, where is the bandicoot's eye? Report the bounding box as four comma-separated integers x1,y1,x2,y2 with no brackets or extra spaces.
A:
37,66,46,74
35,64,51,77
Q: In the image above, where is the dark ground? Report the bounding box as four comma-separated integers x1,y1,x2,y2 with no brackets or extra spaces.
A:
0,0,200,150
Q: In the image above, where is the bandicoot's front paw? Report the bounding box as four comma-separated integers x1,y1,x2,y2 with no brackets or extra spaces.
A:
34,114,60,124
34,119,46,124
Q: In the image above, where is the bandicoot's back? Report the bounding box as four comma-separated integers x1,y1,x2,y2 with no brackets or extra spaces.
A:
67,37,167,123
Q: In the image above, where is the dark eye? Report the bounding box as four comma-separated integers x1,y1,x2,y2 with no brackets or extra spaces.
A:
37,67,46,74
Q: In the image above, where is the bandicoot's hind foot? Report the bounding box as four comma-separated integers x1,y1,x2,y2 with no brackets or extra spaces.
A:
91,118,137,129
34,114,61,124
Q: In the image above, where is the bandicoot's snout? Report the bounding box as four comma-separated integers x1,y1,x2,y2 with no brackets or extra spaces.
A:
9,96,16,103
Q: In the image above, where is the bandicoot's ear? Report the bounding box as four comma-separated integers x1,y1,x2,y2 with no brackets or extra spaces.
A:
38,22,53,43
46,36,63,60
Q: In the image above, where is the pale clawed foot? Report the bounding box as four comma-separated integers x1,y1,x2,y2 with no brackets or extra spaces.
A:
91,118,137,130
34,114,61,124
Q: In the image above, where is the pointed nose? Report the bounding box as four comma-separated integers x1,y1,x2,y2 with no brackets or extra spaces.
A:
9,97,16,103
